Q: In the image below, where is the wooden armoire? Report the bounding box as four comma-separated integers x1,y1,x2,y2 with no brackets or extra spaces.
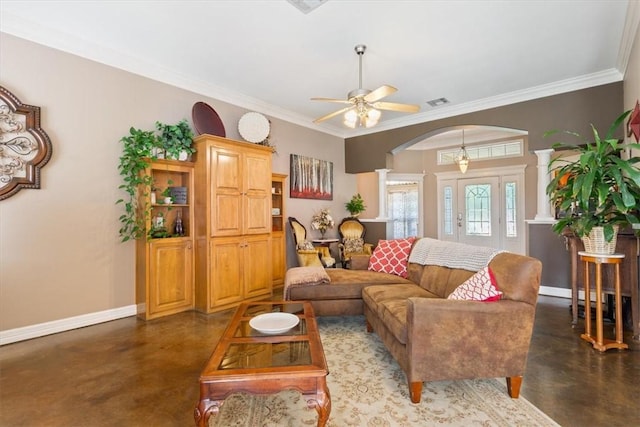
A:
193,135,274,313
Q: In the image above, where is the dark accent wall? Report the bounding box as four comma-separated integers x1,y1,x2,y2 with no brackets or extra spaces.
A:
528,224,571,289
345,82,623,173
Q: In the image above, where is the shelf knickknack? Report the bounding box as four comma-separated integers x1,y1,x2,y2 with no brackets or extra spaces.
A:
0,85,53,201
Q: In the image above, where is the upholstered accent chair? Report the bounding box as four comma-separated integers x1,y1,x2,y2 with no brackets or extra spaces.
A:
288,217,336,268
338,217,373,268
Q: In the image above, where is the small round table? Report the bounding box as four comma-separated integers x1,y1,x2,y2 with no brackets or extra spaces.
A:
578,251,628,352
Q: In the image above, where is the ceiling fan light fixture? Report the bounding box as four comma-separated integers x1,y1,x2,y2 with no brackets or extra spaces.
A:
311,44,420,127
367,108,381,121
344,109,358,128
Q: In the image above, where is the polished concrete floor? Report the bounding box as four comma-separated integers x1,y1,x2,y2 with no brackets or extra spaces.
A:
1,295,638,427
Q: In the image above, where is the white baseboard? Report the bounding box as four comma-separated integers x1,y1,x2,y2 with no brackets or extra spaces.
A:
539,285,598,302
0,305,137,346
539,285,571,299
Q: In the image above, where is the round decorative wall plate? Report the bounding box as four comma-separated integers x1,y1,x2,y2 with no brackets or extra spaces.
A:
192,101,226,137
238,112,270,143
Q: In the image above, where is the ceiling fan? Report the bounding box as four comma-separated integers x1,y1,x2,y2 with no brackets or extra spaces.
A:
312,44,420,128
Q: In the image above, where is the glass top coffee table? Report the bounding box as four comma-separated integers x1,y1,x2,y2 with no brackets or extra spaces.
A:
194,301,330,426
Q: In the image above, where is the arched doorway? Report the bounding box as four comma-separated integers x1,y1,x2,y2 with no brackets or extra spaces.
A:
400,125,529,254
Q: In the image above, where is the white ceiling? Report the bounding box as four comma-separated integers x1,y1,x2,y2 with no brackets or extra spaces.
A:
1,0,638,146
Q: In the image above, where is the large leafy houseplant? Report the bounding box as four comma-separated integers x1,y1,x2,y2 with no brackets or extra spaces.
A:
546,110,640,245
116,127,158,241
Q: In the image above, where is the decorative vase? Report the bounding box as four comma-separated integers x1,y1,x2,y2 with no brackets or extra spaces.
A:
320,229,326,239
581,225,619,254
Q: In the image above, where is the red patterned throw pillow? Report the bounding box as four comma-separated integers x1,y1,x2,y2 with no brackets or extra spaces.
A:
368,237,416,278
447,266,502,302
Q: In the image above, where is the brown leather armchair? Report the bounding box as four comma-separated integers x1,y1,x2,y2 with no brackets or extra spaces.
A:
338,217,373,268
288,217,336,268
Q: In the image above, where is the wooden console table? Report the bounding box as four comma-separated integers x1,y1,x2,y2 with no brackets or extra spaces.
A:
578,252,628,351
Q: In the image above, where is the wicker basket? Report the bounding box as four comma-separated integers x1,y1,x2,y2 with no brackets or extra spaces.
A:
581,225,619,254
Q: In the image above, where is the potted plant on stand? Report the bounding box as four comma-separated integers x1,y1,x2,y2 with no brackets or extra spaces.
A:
345,193,366,217
546,110,640,253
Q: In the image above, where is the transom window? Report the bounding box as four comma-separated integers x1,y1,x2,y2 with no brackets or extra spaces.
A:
438,139,523,165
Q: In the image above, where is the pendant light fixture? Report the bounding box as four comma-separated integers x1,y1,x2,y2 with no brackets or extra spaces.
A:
456,129,470,174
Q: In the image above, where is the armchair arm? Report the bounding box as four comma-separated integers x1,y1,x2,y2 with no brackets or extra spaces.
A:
405,297,536,382
296,250,323,267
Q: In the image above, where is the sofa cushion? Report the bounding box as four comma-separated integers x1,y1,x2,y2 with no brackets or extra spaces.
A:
362,284,437,344
368,237,416,278
418,264,475,298
447,266,502,302
289,268,411,301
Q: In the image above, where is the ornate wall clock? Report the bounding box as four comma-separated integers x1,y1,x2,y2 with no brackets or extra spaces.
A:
0,86,52,201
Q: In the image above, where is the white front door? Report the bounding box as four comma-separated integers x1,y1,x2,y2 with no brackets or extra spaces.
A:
457,177,500,248
436,165,526,254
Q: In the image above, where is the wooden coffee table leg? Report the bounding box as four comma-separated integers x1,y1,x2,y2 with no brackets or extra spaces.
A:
306,379,331,427
194,398,221,427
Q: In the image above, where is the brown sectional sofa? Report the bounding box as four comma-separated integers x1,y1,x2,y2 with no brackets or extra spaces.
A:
284,238,542,404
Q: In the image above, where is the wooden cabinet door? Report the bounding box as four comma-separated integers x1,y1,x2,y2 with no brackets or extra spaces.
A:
243,234,272,298
210,147,242,236
148,240,194,317
244,151,271,234
210,237,244,308
271,231,285,287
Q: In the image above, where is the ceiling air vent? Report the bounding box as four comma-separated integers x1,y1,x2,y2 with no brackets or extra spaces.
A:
286,0,328,14
427,97,449,107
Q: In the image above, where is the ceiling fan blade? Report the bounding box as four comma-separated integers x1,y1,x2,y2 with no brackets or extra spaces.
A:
311,97,353,104
364,85,397,103
313,106,354,124
372,101,420,113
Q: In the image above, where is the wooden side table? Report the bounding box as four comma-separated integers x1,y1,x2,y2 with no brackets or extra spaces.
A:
578,251,628,352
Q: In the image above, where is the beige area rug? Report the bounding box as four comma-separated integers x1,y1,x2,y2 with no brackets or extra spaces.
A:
209,316,559,427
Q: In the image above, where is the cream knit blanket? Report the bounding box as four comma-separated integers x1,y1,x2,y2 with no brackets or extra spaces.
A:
408,238,504,272
283,266,331,300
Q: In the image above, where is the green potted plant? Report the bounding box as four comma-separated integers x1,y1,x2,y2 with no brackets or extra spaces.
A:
155,119,195,161
345,193,366,217
546,110,640,253
116,127,159,242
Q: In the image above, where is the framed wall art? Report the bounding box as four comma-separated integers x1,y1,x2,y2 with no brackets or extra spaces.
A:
0,86,52,201
290,154,333,200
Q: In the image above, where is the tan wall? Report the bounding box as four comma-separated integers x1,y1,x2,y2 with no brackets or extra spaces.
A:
0,34,350,331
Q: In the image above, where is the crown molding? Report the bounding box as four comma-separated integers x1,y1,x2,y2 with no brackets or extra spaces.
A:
617,0,640,75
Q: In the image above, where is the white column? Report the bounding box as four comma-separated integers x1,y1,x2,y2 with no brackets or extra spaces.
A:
375,168,390,220
534,149,555,221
